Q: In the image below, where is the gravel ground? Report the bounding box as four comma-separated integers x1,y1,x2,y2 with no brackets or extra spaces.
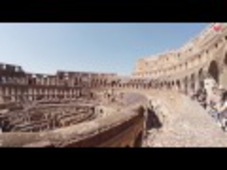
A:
118,89,227,147
142,90,227,147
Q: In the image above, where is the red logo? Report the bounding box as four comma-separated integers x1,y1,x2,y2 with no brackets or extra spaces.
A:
212,23,222,32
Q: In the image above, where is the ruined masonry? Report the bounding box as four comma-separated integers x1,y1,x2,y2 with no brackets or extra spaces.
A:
1,23,227,147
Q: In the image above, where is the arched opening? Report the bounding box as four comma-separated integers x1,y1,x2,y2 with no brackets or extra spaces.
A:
198,68,204,89
28,78,34,85
220,53,227,89
172,81,175,90
111,81,116,88
90,92,94,99
176,80,181,91
146,107,162,130
160,82,163,88
184,77,188,94
191,74,195,93
208,60,219,84
164,81,167,89
185,62,188,70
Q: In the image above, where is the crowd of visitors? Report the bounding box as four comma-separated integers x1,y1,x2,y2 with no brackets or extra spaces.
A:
193,83,227,132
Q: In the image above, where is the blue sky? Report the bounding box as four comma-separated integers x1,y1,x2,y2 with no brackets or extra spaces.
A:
0,23,208,75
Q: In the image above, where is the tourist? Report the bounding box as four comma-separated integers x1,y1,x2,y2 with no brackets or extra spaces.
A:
197,88,207,108
216,91,227,130
218,91,227,112
207,87,222,122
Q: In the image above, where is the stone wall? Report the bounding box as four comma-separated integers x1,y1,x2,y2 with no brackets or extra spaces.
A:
0,104,145,147
133,23,227,95
0,63,118,103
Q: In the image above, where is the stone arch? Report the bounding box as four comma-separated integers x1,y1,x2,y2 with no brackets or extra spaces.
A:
111,81,117,88
185,62,188,70
179,64,182,72
208,60,219,84
220,52,227,89
172,81,175,89
28,78,34,85
184,76,188,94
198,68,204,89
198,55,202,63
176,80,181,91
160,82,163,88
190,73,195,93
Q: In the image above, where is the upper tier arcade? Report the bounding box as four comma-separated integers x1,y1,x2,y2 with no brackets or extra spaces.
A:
134,23,227,94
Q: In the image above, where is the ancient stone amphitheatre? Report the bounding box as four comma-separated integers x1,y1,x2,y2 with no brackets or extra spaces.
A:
1,23,227,147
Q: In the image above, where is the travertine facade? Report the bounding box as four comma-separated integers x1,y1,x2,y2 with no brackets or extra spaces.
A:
0,63,117,103
2,23,227,147
0,64,147,147
134,23,227,95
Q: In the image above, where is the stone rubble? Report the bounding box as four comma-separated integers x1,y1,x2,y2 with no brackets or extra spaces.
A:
143,90,227,147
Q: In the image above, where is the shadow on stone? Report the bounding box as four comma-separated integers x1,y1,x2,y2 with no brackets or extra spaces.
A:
134,132,143,147
146,108,162,130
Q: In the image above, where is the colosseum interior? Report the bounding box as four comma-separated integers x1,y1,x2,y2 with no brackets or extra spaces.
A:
1,23,227,147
